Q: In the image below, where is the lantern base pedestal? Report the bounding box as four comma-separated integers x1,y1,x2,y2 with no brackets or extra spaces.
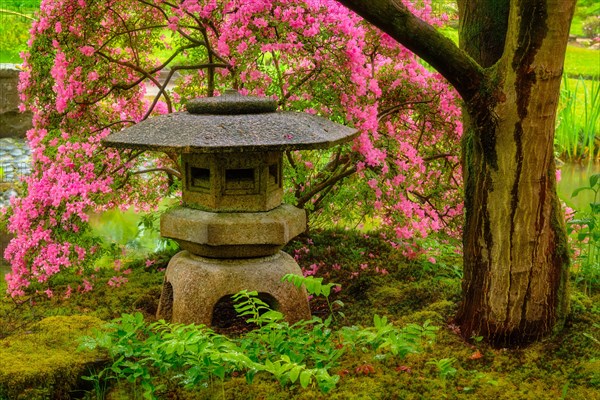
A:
156,250,311,326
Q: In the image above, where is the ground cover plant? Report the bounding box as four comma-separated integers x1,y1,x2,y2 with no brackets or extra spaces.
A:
1,229,599,399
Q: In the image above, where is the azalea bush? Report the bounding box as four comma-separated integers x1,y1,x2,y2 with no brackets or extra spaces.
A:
3,0,462,298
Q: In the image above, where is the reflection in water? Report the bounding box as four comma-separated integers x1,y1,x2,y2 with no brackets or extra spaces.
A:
557,163,600,211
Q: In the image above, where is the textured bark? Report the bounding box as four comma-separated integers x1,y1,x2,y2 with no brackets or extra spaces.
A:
458,0,510,67
336,0,576,346
457,0,575,346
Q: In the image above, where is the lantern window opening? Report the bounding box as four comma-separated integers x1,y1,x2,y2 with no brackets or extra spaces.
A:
268,163,280,188
225,167,257,193
189,166,211,192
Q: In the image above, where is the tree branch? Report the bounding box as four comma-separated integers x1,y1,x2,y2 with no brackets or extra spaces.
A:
377,98,436,121
131,167,182,179
335,0,485,102
423,153,456,162
0,9,35,21
296,164,357,209
142,62,228,119
281,66,322,104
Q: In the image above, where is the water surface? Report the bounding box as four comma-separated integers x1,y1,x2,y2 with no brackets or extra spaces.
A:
557,162,600,211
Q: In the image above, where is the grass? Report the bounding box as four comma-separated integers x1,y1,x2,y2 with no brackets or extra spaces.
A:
564,46,600,80
0,8,34,65
555,76,600,162
1,229,599,399
0,50,23,64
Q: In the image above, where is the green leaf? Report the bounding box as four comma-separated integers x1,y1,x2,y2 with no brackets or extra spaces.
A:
77,336,98,351
374,314,381,327
305,280,316,294
261,310,284,322
572,187,591,198
591,203,600,214
299,370,312,388
246,370,256,384
588,220,596,230
289,365,302,383
567,219,587,226
213,365,225,380
282,274,303,288
333,299,344,308
590,173,600,188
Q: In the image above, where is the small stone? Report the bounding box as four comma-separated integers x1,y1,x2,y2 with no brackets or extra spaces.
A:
3,189,17,199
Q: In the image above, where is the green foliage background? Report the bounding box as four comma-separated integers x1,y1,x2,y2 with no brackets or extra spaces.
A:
0,0,39,63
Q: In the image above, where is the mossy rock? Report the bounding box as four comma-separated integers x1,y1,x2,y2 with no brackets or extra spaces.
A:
0,315,105,400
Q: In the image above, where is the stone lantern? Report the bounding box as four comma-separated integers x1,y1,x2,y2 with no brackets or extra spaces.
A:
102,89,357,326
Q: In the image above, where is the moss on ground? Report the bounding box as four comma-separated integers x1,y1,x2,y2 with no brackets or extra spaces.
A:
0,315,105,400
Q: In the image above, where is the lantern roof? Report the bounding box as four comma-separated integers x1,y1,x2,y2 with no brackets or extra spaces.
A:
102,90,358,154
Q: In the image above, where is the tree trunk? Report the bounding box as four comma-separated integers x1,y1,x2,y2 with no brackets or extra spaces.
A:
457,0,575,346
336,0,576,346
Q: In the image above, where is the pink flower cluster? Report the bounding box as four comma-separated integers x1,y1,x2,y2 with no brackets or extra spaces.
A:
5,0,463,298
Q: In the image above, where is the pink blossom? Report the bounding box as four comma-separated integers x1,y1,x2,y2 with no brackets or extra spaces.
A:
79,46,95,56
108,276,128,287
7,0,460,299
81,279,93,293
303,263,320,276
